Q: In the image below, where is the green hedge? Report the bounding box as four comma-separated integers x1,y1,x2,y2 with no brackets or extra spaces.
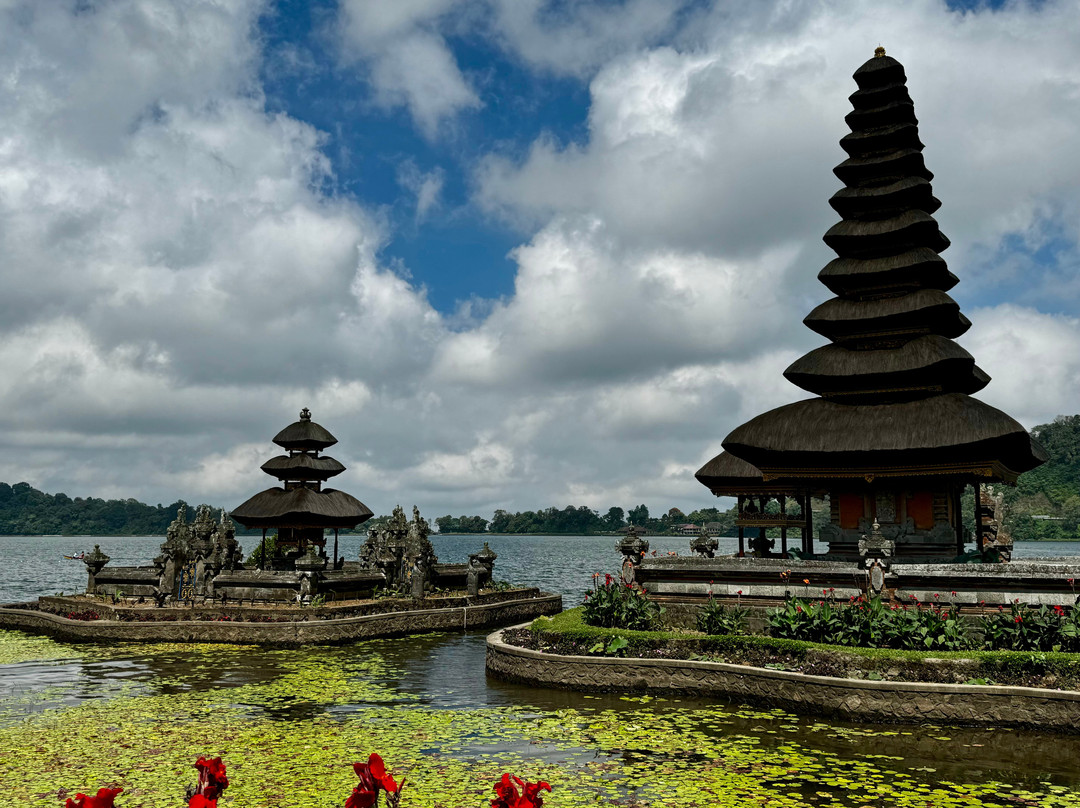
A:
530,608,1080,676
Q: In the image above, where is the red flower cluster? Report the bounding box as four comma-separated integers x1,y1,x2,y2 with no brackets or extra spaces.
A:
492,774,551,808
193,756,229,806
64,787,123,808
347,753,401,808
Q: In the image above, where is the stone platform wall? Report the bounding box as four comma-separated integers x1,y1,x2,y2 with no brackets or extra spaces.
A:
0,593,562,646
486,625,1080,732
637,556,1080,611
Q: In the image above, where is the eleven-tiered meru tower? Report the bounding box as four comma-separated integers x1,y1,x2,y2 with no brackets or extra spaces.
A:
697,49,1046,560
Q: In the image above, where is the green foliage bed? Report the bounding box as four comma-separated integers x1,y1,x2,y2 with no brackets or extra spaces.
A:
529,608,1080,688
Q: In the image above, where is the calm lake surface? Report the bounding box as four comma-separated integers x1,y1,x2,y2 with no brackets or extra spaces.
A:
3,535,1080,807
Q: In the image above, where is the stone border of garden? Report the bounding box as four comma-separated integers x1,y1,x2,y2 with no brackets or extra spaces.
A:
0,592,562,646
486,622,1080,732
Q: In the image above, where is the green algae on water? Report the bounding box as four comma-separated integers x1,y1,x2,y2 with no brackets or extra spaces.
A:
2,630,1080,807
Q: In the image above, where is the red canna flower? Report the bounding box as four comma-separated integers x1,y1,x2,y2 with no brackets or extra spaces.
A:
64,788,123,808
516,776,552,808
491,774,551,808
604,574,613,587
368,753,399,793
349,753,400,808
194,757,229,801
189,796,217,808
346,788,377,808
492,773,518,807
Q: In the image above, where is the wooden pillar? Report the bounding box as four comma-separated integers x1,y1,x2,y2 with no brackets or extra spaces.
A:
973,482,985,552
954,486,964,556
780,495,788,557
333,528,339,569
805,495,814,556
259,528,266,570
737,495,745,557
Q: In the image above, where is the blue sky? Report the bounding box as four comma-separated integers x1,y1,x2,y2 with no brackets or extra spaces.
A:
258,0,594,312
0,0,1078,518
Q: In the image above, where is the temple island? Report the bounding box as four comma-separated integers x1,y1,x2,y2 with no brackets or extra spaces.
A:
484,52,1080,728
0,409,560,644
627,49,1079,612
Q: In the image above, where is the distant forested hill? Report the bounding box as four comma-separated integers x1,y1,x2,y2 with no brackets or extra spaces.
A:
0,482,193,536
1006,415,1080,541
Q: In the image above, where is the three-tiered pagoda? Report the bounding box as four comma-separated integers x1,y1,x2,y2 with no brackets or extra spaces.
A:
697,48,1046,560
231,408,373,567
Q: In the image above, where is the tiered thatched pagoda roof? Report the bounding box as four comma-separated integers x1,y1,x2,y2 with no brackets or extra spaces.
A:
231,408,373,530
699,49,1046,489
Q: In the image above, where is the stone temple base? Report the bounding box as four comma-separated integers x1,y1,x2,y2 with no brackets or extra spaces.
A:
0,590,562,646
636,556,1080,620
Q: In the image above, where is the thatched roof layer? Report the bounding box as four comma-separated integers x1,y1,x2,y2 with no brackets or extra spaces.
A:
823,209,949,258
721,395,1047,475
273,411,337,450
804,288,970,341
817,249,957,296
230,487,373,529
829,176,940,220
260,454,346,481
784,335,989,398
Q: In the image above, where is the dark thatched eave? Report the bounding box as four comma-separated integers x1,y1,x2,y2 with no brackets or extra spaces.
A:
721,394,1048,482
817,249,957,297
784,335,990,399
823,209,949,258
272,419,338,451
853,54,905,89
829,176,940,221
260,454,346,481
804,288,970,342
694,451,811,495
833,148,932,187
230,487,373,529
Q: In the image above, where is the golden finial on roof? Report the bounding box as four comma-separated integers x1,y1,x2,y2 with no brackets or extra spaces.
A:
874,46,886,58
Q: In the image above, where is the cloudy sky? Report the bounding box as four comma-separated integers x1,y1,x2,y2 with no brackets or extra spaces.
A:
1,0,1079,519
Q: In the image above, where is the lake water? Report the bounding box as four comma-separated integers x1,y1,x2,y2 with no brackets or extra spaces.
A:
3,535,1080,807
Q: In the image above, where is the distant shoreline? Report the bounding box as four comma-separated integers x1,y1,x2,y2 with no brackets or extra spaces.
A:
4,534,1080,543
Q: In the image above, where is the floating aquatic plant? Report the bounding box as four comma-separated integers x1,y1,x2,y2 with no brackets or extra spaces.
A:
3,629,1080,808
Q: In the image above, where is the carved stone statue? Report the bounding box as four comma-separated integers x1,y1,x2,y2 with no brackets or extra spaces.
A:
690,527,718,558
979,484,1013,562
858,520,894,559
359,505,437,592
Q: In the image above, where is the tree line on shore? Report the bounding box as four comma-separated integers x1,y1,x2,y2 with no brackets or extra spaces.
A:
436,504,736,535
3,414,1079,538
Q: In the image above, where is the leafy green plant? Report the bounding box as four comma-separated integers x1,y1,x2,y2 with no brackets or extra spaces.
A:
981,601,1080,652
605,636,629,656
581,573,662,631
696,596,749,636
767,595,971,652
